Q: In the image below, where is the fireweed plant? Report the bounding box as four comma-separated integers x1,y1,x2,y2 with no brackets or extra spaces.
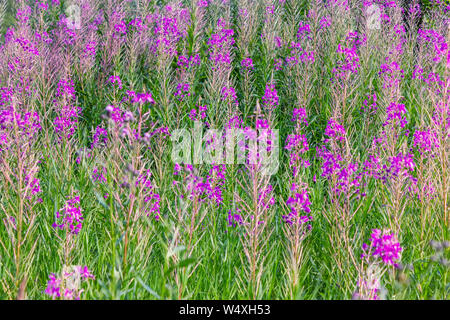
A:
0,0,449,300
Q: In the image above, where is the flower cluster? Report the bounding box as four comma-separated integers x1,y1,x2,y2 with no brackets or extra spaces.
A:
45,265,95,300
91,126,108,148
52,196,83,235
151,4,191,57
317,119,365,196
136,170,161,220
379,58,404,89
412,65,445,94
286,108,310,176
274,58,283,70
123,90,155,105
385,152,415,180
318,147,362,194
0,108,41,151
174,83,191,100
413,130,439,156
16,6,32,24
384,102,407,128
261,83,279,111
292,108,308,125
208,20,235,72
188,105,207,122
205,165,227,205
332,31,365,81
241,57,254,70
108,75,123,89
286,26,315,68
54,105,82,141
83,41,97,58
54,17,78,46
285,134,308,153
324,118,346,143
15,37,39,56
92,167,107,184
177,54,201,70
126,17,146,35
221,86,238,106
362,93,378,114
283,183,313,226
104,105,127,127
113,19,128,40
297,22,312,41
319,16,331,29
56,79,76,100
362,229,402,266
0,87,14,107
173,164,226,205
258,185,275,210
227,209,243,227
417,29,448,63
143,126,171,143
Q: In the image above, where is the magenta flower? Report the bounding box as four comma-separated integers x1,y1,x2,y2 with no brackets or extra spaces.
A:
297,21,312,41
151,5,190,57
362,229,402,267
413,130,439,155
197,0,209,7
45,266,94,300
285,134,308,153
221,86,238,106
56,79,76,100
384,102,407,128
54,105,82,140
124,90,155,104
205,165,226,205
44,273,62,298
241,58,254,70
113,20,128,39
379,58,404,89
417,29,448,63
319,16,331,29
227,209,243,227
208,20,235,72
332,31,365,80
189,105,207,121
274,58,283,70
177,54,201,70
108,75,123,89
52,196,83,235
362,93,378,114
174,83,191,100
324,118,346,143
92,167,107,184
292,108,308,125
136,170,161,220
91,126,108,148
83,41,96,58
258,185,275,209
285,184,312,218
261,83,279,111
